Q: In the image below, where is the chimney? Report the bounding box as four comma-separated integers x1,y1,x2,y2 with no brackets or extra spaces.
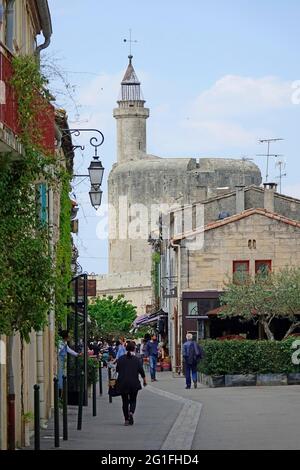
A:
235,185,245,213
264,183,277,212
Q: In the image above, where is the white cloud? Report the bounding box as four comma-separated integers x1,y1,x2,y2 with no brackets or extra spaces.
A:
162,75,295,152
190,75,294,119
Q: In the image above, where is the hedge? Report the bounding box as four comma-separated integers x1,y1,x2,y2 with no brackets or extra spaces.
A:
198,339,300,376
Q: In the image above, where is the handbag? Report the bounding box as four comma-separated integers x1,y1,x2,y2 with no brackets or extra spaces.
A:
108,379,121,397
108,365,121,397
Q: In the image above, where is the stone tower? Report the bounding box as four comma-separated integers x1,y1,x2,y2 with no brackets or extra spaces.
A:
113,55,149,163
102,57,262,314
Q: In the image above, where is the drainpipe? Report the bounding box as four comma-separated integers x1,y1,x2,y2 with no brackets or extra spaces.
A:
170,240,182,374
35,0,53,62
5,0,15,52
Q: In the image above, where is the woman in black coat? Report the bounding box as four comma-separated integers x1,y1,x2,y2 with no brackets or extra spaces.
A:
116,341,147,426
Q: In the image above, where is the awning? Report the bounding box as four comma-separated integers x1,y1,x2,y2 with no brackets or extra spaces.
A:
206,306,225,316
133,309,168,329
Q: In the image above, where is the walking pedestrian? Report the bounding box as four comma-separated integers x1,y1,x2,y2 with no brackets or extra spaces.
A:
116,341,147,426
115,337,126,360
146,335,159,382
182,333,204,389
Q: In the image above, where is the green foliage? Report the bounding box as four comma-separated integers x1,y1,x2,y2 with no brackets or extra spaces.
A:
55,174,72,325
88,295,137,340
198,339,300,375
87,357,99,385
151,252,161,302
11,55,51,150
0,157,54,340
0,55,72,341
220,268,300,341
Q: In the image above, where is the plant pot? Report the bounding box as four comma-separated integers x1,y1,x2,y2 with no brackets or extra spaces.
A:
257,374,287,386
225,374,256,387
287,373,300,385
200,374,225,388
209,375,225,388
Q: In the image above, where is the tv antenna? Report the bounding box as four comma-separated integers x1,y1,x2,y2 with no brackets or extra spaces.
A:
275,156,287,194
257,138,284,183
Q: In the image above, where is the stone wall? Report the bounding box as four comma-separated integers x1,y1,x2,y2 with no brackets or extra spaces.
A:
184,214,300,292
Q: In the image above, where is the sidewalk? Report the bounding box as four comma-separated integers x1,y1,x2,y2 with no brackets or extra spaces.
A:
33,371,183,451
31,370,300,450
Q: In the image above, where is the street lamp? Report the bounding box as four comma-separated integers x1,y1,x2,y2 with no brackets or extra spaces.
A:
62,129,105,210
88,158,104,190
89,187,103,210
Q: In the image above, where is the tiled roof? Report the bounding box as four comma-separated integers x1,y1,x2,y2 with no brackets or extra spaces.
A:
173,208,300,242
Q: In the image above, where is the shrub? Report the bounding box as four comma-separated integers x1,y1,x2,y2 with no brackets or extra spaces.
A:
198,339,300,376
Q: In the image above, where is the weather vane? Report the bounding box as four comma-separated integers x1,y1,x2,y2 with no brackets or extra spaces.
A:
123,29,138,56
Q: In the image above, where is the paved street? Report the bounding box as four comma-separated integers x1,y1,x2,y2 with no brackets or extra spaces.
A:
33,371,300,451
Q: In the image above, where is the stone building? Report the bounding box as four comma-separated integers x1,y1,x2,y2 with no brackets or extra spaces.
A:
161,184,300,372
94,56,262,315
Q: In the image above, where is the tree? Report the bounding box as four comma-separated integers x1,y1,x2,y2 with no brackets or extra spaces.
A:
88,295,137,340
274,267,300,339
220,268,300,341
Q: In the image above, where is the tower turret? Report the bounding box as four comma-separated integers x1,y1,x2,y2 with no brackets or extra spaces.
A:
113,56,150,163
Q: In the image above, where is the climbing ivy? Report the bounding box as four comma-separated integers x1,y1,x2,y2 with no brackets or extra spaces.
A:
151,252,161,306
55,173,72,325
0,55,71,341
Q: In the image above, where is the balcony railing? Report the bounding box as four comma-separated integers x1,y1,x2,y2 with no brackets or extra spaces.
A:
0,44,55,154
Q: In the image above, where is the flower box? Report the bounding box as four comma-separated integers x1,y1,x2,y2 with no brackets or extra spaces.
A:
225,374,256,387
256,374,287,386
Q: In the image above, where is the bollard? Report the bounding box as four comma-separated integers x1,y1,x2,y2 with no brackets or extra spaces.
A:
62,376,68,441
108,367,112,404
92,379,97,417
99,361,103,396
34,385,40,451
53,377,60,448
77,371,84,431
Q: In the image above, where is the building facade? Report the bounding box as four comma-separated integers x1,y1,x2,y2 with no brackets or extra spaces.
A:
161,184,300,372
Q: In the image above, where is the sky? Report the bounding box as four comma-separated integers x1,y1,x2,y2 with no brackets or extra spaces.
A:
46,0,300,275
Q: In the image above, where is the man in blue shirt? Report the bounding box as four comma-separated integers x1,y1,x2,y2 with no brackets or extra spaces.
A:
183,333,203,389
146,335,159,382
116,337,127,360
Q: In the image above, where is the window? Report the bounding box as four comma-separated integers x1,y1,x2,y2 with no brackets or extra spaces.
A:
255,260,272,276
187,301,198,317
233,261,249,284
